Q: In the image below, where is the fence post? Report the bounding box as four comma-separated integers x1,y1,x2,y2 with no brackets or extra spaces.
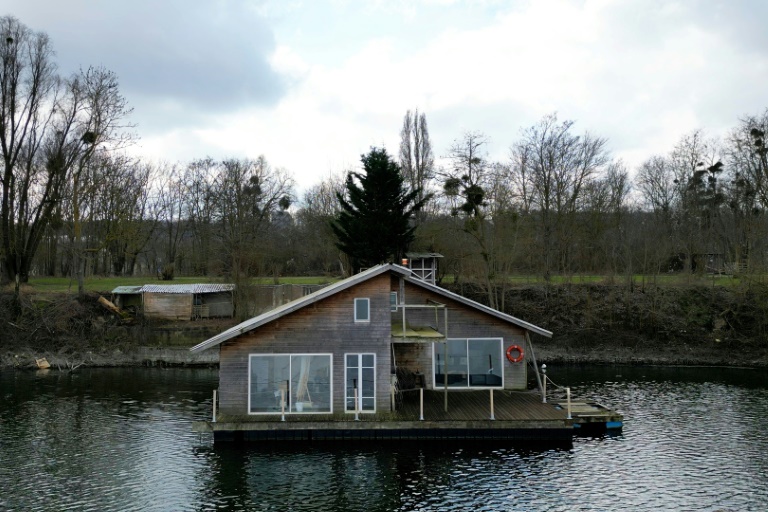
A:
212,389,217,423
541,364,547,403
419,388,424,421
566,387,572,419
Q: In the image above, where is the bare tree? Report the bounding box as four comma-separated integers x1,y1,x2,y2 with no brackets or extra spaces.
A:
0,17,132,296
63,67,134,293
154,163,186,279
296,171,346,274
92,156,156,276
724,110,768,271
510,113,610,279
440,131,502,307
399,109,435,223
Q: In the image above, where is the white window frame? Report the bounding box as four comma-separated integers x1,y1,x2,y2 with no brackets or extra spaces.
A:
432,338,504,389
344,352,376,413
390,291,398,312
247,353,333,415
354,297,370,323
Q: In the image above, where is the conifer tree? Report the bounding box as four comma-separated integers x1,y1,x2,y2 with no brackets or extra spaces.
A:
332,147,428,270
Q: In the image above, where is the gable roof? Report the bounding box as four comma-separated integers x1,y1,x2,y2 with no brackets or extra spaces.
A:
189,264,552,353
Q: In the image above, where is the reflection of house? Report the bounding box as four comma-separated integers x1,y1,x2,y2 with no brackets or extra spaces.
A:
191,263,558,441
112,284,235,320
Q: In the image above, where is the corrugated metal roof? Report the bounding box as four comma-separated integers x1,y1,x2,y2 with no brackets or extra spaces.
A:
112,283,234,294
111,285,143,294
190,264,552,353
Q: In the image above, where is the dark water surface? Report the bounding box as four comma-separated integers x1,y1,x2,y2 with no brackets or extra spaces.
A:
1,365,767,511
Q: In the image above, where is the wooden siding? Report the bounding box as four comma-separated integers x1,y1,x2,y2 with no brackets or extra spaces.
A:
219,273,392,417
392,278,528,390
200,292,234,318
143,293,193,320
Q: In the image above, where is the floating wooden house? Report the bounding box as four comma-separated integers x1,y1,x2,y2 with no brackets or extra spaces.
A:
112,284,235,320
190,263,607,442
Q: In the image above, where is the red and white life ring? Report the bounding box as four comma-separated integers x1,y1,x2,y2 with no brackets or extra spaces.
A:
506,345,524,363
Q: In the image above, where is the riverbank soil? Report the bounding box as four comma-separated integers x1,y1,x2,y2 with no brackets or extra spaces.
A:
453,282,768,367
2,281,768,368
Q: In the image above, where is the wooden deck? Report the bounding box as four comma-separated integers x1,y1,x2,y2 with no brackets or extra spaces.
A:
194,390,577,443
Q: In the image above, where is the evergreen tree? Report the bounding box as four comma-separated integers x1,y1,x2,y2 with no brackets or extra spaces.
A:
332,147,428,270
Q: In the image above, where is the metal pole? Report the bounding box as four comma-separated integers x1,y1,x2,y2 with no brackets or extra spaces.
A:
354,378,360,421
541,364,547,403
280,388,286,422
212,389,217,423
419,388,424,421
489,389,495,420
444,308,449,413
443,341,448,412
566,387,572,419
525,332,544,399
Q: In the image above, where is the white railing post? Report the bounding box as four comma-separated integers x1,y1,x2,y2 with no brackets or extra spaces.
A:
354,387,360,421
566,387,572,419
280,388,286,422
212,389,217,422
489,389,495,420
541,364,547,403
419,388,424,421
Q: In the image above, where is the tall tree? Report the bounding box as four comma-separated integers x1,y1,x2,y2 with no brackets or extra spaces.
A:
510,113,610,279
332,147,426,271
399,109,434,223
0,17,132,294
440,131,499,305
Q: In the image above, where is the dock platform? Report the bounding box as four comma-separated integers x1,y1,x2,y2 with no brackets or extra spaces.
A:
193,390,620,443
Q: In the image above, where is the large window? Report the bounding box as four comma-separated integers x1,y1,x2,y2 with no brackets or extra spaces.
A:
433,338,503,388
345,353,376,412
249,354,332,414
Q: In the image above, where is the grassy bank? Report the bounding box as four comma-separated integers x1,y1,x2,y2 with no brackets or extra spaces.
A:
2,278,768,369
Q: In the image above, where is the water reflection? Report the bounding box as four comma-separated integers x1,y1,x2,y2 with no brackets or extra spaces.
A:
1,366,767,511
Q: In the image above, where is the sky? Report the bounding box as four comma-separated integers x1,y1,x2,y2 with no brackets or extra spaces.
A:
5,0,768,195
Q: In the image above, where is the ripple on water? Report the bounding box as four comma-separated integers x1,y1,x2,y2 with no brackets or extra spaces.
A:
1,367,768,511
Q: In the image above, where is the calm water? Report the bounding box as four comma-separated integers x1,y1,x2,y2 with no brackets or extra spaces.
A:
1,365,767,511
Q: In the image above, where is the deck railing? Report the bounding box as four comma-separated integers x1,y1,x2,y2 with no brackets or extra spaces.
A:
541,364,572,420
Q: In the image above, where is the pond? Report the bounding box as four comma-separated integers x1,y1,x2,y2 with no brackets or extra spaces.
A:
1,365,766,511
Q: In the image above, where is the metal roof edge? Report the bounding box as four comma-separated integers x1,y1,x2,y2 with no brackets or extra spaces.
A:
402,276,553,338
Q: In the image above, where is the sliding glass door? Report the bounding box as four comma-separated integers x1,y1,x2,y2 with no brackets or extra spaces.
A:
433,338,503,388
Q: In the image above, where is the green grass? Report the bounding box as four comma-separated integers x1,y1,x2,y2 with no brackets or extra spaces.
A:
18,272,762,295
22,275,338,294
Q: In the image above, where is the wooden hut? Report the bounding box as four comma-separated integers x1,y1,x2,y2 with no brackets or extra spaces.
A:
112,284,235,320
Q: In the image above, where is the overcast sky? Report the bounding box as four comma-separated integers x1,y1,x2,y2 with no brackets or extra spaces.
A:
6,0,768,193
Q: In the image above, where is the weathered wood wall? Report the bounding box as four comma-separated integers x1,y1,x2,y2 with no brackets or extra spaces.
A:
144,293,193,320
218,273,392,416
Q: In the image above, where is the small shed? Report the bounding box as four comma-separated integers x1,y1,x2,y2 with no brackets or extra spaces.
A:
111,284,235,320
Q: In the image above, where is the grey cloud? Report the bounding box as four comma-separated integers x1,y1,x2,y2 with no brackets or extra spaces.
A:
6,0,286,112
